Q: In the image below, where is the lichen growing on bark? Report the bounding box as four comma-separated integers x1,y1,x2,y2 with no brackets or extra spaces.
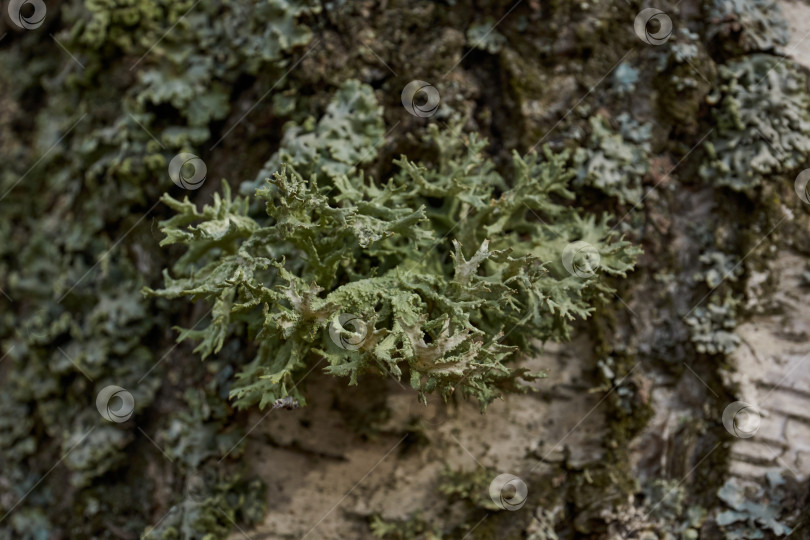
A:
700,54,810,191
149,97,640,410
3,0,810,538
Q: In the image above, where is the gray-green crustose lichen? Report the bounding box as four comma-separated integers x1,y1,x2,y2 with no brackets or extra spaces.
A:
685,292,740,355
611,63,639,97
148,82,641,411
707,0,789,54
246,79,386,195
700,54,810,191
686,249,744,356
602,480,708,538
466,19,507,54
0,0,319,536
715,473,793,538
438,465,500,511
573,113,651,206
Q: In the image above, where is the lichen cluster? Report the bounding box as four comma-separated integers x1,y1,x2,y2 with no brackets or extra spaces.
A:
149,102,639,410
716,473,794,538
572,113,651,206
700,54,810,191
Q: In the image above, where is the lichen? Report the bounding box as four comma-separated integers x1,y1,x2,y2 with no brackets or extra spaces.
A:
693,251,743,289
142,473,267,540
715,472,793,538
611,63,639,97
572,113,651,206
685,292,741,355
707,0,789,55
246,79,385,194
438,465,499,510
601,480,708,539
467,19,507,54
148,91,640,410
700,55,810,191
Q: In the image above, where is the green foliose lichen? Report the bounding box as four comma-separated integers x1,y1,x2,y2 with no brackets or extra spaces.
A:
148,82,641,411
